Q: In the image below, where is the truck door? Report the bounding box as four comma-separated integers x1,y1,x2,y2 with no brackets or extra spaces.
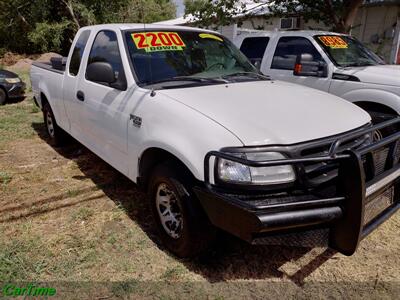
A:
264,36,331,92
63,30,91,136
74,30,132,176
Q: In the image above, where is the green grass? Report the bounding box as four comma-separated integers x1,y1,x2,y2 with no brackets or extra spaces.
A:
0,68,41,144
0,100,42,143
0,171,12,184
0,233,51,281
71,207,94,222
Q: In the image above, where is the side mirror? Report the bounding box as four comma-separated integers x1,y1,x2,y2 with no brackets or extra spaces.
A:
250,58,262,70
86,62,116,84
293,54,328,78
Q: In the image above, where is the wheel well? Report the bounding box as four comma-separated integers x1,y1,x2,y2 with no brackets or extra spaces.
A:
138,148,195,190
354,101,398,116
40,92,49,109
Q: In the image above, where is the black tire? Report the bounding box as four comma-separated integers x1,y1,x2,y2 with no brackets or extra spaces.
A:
0,88,6,105
369,110,398,139
43,102,68,146
148,162,216,258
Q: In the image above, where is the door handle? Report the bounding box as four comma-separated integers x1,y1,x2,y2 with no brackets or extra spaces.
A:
76,91,85,101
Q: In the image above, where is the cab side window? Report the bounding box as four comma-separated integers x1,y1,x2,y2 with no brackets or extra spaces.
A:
86,30,126,88
69,30,90,76
240,37,269,65
271,37,323,70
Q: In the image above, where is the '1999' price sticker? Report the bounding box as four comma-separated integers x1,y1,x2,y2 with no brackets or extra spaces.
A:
132,32,186,52
318,36,348,49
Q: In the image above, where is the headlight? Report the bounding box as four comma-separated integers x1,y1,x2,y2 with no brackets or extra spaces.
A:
217,152,296,185
4,78,21,84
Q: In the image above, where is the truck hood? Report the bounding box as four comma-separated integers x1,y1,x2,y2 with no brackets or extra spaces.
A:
159,80,371,146
338,65,400,87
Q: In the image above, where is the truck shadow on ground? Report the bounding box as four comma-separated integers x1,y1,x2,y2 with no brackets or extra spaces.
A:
31,122,337,286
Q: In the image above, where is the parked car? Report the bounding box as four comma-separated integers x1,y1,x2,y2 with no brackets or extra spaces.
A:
234,30,400,134
31,24,400,258
0,69,26,105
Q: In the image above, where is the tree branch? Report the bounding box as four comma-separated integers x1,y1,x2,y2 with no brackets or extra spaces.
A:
324,0,340,30
59,0,81,29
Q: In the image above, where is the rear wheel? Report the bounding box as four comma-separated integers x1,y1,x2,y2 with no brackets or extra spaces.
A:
0,89,6,105
148,162,216,258
43,103,68,146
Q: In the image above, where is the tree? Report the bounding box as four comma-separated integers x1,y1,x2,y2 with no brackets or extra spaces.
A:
270,0,364,33
184,0,364,33
0,0,176,54
184,0,246,28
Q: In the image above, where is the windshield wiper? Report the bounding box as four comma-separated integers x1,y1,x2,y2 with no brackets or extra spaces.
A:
221,72,271,80
341,62,377,67
146,76,227,86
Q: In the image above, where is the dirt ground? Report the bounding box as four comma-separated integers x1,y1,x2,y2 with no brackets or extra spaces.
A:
0,67,399,299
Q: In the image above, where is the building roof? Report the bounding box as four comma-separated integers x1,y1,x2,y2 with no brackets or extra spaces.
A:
78,23,216,33
154,1,273,25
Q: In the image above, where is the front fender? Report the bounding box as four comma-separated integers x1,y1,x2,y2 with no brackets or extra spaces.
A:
127,94,243,182
342,88,400,114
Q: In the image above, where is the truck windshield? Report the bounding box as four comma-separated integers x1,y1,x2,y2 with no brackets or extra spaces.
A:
315,35,384,67
124,30,261,87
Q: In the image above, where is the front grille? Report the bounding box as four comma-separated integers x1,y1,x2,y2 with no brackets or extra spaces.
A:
362,142,400,180
372,147,389,175
364,185,394,225
300,134,371,186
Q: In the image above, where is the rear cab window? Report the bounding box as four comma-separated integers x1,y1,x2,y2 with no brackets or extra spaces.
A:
69,30,91,76
271,36,324,70
240,37,270,66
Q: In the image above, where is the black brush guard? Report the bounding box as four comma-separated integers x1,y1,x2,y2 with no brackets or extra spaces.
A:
194,118,400,255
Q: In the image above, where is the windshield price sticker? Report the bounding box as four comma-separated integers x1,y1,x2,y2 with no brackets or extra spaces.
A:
132,32,186,52
199,33,223,42
319,36,348,49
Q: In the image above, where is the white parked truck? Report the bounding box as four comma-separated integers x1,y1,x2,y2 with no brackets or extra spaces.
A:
31,24,400,258
234,30,400,134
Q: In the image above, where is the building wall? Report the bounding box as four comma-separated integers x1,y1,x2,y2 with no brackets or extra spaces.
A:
351,4,399,62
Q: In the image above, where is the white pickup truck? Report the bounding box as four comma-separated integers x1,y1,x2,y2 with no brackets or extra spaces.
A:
31,24,400,258
234,30,400,131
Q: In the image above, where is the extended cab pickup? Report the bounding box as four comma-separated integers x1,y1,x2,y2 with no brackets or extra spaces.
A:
235,30,400,131
31,24,400,258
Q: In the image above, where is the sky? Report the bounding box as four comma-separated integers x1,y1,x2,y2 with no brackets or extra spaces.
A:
173,0,185,17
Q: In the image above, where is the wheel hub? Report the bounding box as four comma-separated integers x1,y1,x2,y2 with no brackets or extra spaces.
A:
155,183,183,239
46,111,55,137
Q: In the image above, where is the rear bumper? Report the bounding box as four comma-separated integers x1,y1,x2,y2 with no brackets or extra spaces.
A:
198,119,400,255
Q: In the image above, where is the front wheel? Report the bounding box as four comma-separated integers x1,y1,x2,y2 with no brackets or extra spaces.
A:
148,162,216,258
0,89,6,105
369,110,398,140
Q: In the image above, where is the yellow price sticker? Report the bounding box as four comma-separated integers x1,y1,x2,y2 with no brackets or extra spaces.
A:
199,33,223,42
319,36,348,49
131,32,186,52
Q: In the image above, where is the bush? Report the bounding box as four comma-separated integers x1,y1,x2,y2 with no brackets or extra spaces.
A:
28,21,71,53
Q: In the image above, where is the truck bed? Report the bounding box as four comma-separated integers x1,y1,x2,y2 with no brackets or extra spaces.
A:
32,61,65,75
